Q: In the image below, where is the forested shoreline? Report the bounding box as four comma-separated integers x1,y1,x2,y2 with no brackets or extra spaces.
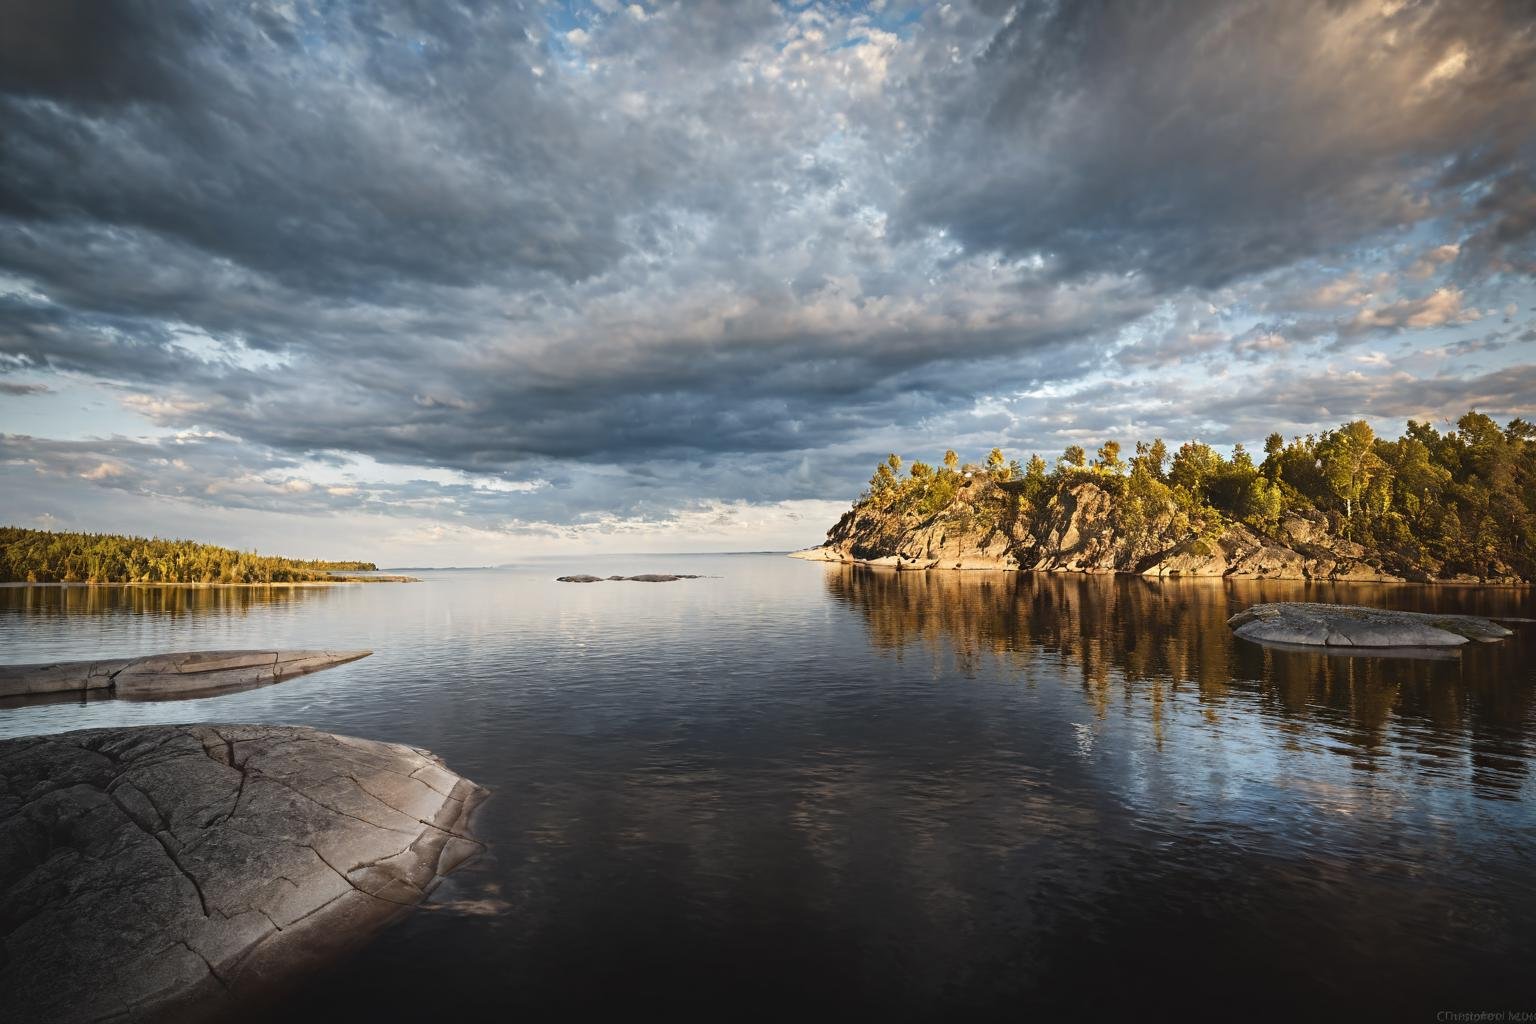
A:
0,527,379,584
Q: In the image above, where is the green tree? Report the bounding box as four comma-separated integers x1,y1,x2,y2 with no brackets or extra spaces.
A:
870,461,897,494
1133,438,1168,480
1318,420,1382,524
0,527,376,584
1263,432,1284,462
1240,476,1283,533
1022,454,1049,501
1168,442,1223,497
986,448,1012,480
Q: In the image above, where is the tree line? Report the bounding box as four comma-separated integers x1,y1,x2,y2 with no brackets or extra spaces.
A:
0,527,378,584
861,411,1536,580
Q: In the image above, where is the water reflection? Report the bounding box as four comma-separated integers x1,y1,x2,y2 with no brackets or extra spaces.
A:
2,560,1534,1017
0,583,334,618
824,565,1536,795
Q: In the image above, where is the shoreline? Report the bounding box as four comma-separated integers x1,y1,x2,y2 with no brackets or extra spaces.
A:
0,576,419,588
788,549,1533,587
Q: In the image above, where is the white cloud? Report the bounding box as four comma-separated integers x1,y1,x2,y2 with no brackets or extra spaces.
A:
1346,287,1482,333
80,461,125,480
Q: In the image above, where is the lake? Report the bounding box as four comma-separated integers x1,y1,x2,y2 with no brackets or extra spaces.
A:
2,555,1534,1020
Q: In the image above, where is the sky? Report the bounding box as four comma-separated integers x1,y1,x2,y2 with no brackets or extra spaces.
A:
0,0,1533,565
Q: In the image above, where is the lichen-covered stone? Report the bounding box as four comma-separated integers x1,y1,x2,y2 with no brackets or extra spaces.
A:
1228,603,1515,648
0,650,370,702
0,725,488,1022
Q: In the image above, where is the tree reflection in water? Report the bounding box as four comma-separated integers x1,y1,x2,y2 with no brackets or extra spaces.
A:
822,565,1536,796
0,583,334,619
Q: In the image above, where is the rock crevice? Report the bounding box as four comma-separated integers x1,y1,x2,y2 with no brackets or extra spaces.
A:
0,650,372,704
1228,602,1516,648
0,724,488,1023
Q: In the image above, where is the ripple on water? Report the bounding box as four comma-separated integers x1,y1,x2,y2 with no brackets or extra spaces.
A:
2,558,1534,1017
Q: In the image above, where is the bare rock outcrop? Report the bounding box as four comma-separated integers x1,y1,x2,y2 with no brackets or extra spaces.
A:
793,476,1025,571
0,650,371,703
794,475,1505,582
1024,482,1118,572
1228,603,1515,648
0,724,488,1022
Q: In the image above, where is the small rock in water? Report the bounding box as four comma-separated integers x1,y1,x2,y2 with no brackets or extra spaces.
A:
0,649,370,704
1228,602,1514,649
0,724,488,1023
555,574,705,583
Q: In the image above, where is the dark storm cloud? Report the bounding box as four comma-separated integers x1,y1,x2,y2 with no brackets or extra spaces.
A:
903,0,1536,289
167,318,1111,474
1456,171,1536,276
0,0,1532,536
0,0,205,105
1198,362,1536,438
0,1,635,296
0,428,851,535
968,360,1536,465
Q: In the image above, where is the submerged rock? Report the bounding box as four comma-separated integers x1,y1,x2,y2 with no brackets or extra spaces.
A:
0,724,488,1023
0,650,371,703
1228,603,1515,648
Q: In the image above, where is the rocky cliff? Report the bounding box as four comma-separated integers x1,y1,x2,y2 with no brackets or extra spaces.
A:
794,475,1524,584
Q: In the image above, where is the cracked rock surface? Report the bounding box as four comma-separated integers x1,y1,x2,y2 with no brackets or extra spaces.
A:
555,574,705,583
0,650,371,703
1228,603,1515,648
0,724,488,1022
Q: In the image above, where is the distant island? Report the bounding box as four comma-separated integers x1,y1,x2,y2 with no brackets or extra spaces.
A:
795,412,1534,584
0,526,408,584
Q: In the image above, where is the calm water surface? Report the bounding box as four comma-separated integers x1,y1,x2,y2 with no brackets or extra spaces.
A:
3,555,1535,1021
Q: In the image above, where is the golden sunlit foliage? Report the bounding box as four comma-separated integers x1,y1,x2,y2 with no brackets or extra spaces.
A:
860,412,1536,581
0,527,377,584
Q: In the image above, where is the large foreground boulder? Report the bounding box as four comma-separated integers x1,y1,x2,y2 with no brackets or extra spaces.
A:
0,650,371,702
1229,603,1515,648
0,725,488,1022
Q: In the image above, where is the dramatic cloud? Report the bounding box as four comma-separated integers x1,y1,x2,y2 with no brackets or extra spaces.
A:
904,0,1536,287
0,0,1532,560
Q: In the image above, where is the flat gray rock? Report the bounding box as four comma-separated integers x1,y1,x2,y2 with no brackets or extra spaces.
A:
1229,603,1515,648
555,574,704,583
0,724,488,1022
0,650,371,703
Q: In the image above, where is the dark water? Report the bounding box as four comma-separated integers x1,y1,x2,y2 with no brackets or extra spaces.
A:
3,556,1535,1021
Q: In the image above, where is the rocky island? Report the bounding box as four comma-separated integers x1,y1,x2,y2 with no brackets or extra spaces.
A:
794,413,1535,584
0,725,487,1023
